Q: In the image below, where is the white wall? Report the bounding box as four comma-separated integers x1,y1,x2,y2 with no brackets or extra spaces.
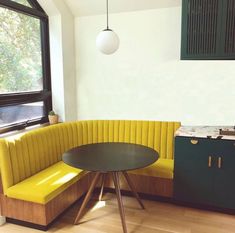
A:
75,6,235,126
38,0,77,122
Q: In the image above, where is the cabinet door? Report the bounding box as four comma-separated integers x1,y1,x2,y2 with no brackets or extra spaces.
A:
181,0,222,59
181,0,235,60
213,140,235,209
219,0,235,58
174,137,215,205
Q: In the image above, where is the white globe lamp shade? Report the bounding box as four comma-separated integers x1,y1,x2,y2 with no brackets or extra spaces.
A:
96,29,120,55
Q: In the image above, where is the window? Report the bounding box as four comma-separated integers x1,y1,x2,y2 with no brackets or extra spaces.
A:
181,0,235,60
11,0,31,7
0,0,52,133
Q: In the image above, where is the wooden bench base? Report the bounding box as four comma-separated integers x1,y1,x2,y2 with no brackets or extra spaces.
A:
0,173,95,226
0,173,172,228
104,173,173,198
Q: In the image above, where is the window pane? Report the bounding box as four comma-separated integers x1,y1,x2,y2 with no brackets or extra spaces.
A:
0,7,43,94
11,0,32,7
0,102,44,128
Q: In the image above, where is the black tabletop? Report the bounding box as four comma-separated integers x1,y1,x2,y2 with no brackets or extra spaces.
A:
62,143,159,172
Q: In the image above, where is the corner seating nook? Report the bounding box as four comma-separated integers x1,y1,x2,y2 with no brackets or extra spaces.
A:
0,120,181,227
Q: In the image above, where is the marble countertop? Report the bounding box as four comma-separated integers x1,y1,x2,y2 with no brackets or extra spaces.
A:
175,126,235,140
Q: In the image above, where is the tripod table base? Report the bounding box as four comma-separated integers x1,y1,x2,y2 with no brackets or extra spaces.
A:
74,171,145,233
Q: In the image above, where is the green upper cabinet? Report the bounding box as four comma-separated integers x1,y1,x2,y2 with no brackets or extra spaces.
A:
181,0,235,60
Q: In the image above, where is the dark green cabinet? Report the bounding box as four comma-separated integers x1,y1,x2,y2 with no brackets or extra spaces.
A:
174,136,235,210
212,140,235,209
181,0,235,60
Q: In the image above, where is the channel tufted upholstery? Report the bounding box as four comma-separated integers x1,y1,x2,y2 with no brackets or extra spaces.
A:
0,120,180,204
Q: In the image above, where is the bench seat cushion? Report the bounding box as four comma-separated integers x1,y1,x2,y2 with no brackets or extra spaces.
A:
129,158,173,179
6,161,86,204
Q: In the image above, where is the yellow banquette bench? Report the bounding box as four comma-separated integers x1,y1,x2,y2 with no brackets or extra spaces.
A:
0,120,180,228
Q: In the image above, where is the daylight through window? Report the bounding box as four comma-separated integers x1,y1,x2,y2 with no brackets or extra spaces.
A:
0,0,52,133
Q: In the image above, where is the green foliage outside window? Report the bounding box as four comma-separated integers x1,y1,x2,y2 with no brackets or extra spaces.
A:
0,7,42,94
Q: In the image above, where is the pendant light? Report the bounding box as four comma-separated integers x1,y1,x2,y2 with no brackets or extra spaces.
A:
96,0,120,55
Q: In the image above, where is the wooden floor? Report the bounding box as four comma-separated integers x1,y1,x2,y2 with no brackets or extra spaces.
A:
1,193,235,233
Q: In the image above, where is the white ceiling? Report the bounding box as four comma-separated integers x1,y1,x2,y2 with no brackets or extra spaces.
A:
64,0,181,17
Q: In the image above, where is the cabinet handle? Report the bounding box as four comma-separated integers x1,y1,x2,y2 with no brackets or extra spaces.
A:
191,139,198,145
218,157,222,169
208,156,212,168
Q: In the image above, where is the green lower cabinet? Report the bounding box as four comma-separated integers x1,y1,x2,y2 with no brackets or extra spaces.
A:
212,140,235,209
174,169,214,205
174,136,235,210
174,137,214,205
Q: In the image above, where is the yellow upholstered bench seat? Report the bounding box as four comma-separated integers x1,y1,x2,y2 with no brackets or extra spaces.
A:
130,158,174,179
6,161,86,204
0,120,181,226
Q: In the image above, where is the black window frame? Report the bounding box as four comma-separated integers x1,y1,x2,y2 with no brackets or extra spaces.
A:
0,0,52,134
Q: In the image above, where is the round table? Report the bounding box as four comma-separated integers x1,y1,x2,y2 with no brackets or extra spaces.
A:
63,142,158,233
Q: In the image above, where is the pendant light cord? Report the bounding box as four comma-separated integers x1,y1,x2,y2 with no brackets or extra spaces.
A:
106,0,109,29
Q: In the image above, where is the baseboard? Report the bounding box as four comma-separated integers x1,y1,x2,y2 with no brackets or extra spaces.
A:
6,218,49,231
171,199,235,215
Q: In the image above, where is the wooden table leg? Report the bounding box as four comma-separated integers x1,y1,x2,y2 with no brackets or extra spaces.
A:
122,171,145,209
74,172,101,224
112,172,128,233
99,173,106,201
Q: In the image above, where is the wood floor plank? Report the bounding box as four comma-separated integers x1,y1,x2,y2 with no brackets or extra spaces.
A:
1,193,235,233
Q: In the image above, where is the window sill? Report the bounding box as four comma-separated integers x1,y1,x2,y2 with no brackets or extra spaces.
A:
0,123,50,138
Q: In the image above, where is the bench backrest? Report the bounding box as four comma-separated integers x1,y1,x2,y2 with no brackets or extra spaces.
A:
0,120,180,192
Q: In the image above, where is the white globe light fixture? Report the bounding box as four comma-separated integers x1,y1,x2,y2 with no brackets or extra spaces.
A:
96,0,120,55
